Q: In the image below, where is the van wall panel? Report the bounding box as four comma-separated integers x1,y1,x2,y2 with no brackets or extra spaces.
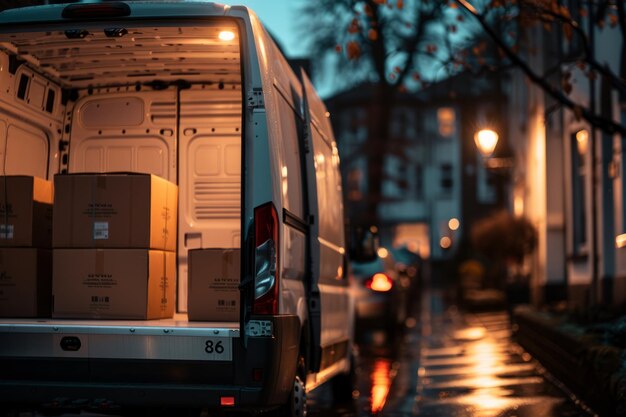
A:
71,137,169,179
81,98,144,127
29,80,46,110
108,146,134,172
137,146,165,175
194,146,220,176
70,91,176,181
6,124,48,178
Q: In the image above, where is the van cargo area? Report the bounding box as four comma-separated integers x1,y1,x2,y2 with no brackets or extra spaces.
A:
0,5,254,409
0,2,354,414
0,17,243,310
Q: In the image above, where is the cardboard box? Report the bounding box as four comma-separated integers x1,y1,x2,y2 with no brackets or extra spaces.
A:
53,173,177,251
52,249,175,319
0,176,53,247
0,248,51,317
188,249,239,322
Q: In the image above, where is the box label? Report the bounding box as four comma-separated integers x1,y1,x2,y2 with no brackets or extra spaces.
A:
93,222,109,240
83,203,118,218
83,273,118,289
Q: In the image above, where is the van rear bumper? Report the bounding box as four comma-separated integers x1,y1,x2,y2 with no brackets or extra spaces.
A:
0,315,301,411
0,381,265,410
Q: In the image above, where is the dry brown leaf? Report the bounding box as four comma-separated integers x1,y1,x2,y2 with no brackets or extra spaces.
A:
346,41,361,60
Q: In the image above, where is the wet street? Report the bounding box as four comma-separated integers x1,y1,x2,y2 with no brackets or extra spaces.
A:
310,289,596,417
17,291,596,417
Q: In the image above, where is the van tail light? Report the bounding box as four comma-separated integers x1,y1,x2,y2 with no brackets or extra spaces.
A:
365,273,393,292
253,203,279,315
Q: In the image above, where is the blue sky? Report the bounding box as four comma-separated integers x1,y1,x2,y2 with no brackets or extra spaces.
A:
219,1,307,58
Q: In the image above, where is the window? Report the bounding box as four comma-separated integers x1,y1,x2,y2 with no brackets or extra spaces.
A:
440,163,453,193
437,107,456,138
276,94,304,219
571,130,588,251
414,163,423,199
564,0,583,58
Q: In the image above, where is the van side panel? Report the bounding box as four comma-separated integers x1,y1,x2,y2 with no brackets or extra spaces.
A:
301,71,352,380
248,14,307,320
0,52,62,179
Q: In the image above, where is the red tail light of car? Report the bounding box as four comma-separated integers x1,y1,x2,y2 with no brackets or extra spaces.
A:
365,273,393,292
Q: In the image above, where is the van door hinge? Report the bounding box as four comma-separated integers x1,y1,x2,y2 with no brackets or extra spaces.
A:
247,88,264,110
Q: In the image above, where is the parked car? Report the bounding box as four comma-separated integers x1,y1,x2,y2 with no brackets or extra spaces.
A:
350,248,411,338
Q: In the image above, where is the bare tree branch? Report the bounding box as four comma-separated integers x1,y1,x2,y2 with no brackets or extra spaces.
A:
454,0,626,137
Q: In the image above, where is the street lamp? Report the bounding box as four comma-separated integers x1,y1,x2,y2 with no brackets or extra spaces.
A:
474,128,513,169
474,128,499,158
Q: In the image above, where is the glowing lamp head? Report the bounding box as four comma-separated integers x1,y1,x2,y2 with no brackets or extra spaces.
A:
218,30,235,41
365,273,393,292
474,129,499,158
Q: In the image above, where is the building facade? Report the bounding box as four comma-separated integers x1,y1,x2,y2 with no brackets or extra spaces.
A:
326,75,507,263
506,4,626,309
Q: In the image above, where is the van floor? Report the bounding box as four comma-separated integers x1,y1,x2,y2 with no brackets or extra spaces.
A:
0,314,239,329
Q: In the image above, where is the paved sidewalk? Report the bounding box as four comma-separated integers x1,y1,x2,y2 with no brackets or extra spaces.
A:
385,289,596,417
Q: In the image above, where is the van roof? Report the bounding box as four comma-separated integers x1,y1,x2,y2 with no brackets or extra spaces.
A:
0,2,251,88
0,2,248,26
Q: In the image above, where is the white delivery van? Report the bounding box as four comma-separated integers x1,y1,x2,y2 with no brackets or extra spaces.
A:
0,2,359,415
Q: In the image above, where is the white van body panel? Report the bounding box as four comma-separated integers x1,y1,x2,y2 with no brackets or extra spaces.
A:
246,12,307,320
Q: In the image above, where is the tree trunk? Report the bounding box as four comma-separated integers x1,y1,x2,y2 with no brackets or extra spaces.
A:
362,82,395,227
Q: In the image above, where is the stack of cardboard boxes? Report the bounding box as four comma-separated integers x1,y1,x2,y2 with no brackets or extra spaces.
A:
52,173,178,320
0,176,53,317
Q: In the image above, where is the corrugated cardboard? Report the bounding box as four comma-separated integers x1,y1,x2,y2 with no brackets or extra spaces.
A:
52,249,175,319
0,248,51,317
0,176,53,247
53,173,177,251
188,249,240,322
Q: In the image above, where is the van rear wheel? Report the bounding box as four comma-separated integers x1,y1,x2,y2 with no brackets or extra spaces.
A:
281,374,306,417
276,355,307,417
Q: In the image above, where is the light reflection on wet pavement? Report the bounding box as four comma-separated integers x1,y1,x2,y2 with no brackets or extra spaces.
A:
309,290,596,417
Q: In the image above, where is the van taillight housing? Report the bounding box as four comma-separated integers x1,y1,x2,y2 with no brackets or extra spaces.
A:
253,203,279,315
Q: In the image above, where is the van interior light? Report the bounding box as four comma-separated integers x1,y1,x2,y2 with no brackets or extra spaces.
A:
218,30,236,41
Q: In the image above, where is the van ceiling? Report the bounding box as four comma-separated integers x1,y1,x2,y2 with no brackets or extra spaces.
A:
0,23,241,89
